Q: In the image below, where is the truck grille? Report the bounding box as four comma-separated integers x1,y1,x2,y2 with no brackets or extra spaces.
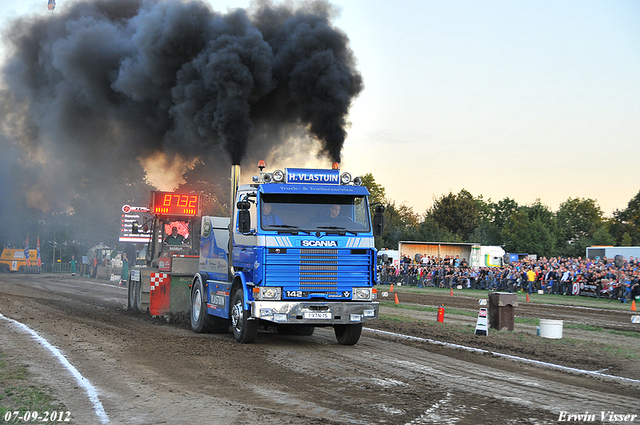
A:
264,248,371,292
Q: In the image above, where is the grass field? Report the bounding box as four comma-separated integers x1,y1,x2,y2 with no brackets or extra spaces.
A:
375,285,638,311
0,349,73,424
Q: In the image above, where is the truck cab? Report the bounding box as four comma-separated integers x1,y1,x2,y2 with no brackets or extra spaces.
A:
193,164,382,345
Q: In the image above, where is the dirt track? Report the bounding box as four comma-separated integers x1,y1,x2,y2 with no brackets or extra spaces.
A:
0,273,638,425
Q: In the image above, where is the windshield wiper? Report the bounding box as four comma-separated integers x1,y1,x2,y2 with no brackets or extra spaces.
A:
315,226,358,235
267,224,309,235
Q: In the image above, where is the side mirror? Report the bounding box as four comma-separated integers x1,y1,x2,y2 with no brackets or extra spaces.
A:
373,205,385,237
237,199,251,233
238,210,251,234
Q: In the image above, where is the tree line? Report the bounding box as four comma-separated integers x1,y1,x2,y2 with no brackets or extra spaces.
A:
3,165,638,266
362,173,640,258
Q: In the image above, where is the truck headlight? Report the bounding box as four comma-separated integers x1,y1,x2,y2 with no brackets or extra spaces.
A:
260,308,274,317
353,288,372,300
255,287,282,300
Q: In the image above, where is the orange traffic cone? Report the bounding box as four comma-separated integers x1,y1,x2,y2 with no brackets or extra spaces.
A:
450,287,453,296
526,293,530,302
632,300,637,312
390,283,394,292
394,292,399,304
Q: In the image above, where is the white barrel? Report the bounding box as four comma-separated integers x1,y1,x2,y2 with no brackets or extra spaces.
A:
539,319,563,339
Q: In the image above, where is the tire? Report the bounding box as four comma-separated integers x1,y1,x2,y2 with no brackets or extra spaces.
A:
18,265,26,273
277,325,315,336
0,264,9,273
128,280,138,312
230,287,258,343
190,276,229,333
334,323,363,345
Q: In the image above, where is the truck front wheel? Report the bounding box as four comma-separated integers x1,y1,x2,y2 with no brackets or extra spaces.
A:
334,323,363,345
231,287,258,343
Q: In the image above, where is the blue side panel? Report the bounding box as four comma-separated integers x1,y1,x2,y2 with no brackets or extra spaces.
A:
233,245,256,270
370,248,378,285
206,280,231,319
199,216,230,281
253,246,265,285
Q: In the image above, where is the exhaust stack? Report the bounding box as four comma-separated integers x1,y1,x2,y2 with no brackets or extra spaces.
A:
229,164,240,279
230,164,240,219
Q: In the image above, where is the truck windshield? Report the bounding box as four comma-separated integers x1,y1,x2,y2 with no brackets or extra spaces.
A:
260,194,371,233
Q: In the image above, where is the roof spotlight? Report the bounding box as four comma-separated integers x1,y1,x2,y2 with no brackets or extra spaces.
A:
340,172,352,185
273,169,285,182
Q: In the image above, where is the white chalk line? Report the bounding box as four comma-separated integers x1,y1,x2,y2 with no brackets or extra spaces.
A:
364,327,640,384
0,313,110,424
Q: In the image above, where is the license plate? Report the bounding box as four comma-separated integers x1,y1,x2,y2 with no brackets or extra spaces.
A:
303,312,332,320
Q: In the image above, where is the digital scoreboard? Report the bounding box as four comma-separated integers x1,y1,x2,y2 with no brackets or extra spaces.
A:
151,191,200,217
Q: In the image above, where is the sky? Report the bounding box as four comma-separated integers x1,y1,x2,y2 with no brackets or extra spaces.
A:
2,0,639,217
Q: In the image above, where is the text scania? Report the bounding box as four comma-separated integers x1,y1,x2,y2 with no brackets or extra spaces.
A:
301,240,339,247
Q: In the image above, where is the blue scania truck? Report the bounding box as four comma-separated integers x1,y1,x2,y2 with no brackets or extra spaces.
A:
191,162,383,345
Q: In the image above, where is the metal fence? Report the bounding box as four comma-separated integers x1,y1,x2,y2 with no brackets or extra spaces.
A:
51,263,71,273
48,263,90,274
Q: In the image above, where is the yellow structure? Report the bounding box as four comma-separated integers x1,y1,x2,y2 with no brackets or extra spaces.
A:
0,248,40,273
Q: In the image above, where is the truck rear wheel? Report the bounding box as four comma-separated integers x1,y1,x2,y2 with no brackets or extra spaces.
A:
191,276,229,333
128,280,139,312
334,323,363,345
231,287,258,343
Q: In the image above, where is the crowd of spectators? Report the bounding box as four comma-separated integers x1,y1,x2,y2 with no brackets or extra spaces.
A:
377,254,640,303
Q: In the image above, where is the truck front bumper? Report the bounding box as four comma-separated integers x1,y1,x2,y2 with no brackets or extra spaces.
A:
251,300,379,325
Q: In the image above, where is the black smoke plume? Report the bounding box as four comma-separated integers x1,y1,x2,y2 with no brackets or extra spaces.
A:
0,0,362,247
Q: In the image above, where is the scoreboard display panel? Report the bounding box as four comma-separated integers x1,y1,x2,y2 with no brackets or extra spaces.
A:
151,192,200,217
